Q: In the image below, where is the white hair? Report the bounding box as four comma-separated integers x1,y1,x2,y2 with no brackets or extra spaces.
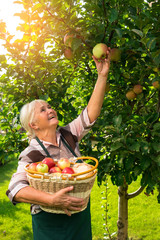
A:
20,99,46,141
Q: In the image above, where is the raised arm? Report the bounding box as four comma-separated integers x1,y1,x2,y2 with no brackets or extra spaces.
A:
87,49,110,123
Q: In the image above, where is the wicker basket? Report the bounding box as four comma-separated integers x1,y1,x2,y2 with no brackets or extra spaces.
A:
24,156,98,214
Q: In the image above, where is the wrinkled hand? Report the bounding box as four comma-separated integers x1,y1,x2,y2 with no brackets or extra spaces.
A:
92,47,111,78
53,186,85,216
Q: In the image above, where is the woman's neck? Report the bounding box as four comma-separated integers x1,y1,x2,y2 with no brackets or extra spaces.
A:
35,129,58,146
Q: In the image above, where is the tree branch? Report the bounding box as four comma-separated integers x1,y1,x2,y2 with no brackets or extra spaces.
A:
127,186,145,200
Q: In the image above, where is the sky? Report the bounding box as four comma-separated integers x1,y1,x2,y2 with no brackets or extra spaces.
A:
0,0,23,52
0,0,23,35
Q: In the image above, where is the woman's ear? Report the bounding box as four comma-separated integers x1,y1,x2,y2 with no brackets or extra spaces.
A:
29,122,38,130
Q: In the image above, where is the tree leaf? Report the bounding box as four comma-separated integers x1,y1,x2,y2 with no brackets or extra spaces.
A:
109,9,118,23
115,28,122,38
132,29,143,38
110,142,123,151
113,115,122,127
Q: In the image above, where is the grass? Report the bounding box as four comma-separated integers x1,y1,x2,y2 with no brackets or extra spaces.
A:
0,160,160,240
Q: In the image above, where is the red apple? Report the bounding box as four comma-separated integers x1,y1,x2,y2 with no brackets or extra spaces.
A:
64,33,74,47
126,90,136,100
62,167,75,174
133,84,143,94
110,48,121,62
28,162,38,171
152,81,160,89
57,158,70,170
42,157,55,169
36,163,49,173
49,166,62,174
92,43,108,60
64,48,74,60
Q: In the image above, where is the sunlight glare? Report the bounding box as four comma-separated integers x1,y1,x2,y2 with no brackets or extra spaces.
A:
0,0,24,53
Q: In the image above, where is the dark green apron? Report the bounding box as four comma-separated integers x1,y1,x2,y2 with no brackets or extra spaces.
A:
32,200,92,240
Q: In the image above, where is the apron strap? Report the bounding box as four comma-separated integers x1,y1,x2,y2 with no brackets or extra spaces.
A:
35,136,52,158
60,135,78,157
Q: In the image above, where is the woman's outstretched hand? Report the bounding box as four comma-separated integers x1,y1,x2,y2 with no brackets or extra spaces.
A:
92,47,111,78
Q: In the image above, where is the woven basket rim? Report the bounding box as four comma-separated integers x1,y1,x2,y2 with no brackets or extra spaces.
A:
25,156,98,181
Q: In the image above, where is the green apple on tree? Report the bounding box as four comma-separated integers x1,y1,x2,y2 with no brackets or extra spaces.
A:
92,43,108,59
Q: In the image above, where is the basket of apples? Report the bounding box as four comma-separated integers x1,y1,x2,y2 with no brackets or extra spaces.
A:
24,156,98,214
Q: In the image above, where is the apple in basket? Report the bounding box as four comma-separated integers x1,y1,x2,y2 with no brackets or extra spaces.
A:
49,166,62,174
36,163,49,173
57,158,70,170
62,167,75,174
42,157,55,169
28,162,38,171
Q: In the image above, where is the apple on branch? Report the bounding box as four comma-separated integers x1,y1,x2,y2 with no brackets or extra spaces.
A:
64,48,74,60
133,84,143,95
57,158,70,170
152,81,160,89
92,43,108,60
64,33,74,47
42,157,55,170
36,163,49,173
126,90,136,100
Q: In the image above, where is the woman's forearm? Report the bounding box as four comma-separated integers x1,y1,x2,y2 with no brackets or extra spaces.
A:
14,186,53,206
87,75,108,123
14,185,85,216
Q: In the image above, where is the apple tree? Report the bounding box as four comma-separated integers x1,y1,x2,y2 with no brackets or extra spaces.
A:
0,0,160,239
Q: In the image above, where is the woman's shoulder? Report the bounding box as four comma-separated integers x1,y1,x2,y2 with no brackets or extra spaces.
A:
19,144,45,163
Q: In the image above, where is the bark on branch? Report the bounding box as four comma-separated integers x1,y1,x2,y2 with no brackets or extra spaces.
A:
127,186,145,200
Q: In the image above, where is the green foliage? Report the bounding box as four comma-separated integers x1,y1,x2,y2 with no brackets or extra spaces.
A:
0,0,160,201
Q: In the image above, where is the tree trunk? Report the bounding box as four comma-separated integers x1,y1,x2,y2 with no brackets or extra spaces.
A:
117,184,128,240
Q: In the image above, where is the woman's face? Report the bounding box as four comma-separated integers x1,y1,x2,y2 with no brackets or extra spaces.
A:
32,101,59,131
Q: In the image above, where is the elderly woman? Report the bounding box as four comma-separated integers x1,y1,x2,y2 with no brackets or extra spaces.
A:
6,51,110,240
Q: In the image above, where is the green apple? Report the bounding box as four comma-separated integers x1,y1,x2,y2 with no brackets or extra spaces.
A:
36,163,49,173
133,84,143,94
92,43,108,60
110,48,121,62
126,90,136,100
64,48,74,59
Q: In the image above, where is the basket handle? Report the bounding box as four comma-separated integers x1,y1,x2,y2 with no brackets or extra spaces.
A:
25,156,99,179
